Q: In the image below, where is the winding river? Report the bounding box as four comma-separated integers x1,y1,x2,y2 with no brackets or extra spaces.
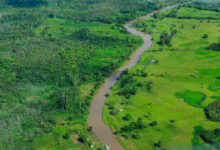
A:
88,5,179,150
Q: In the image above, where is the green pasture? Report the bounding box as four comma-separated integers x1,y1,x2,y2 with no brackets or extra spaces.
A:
104,6,220,150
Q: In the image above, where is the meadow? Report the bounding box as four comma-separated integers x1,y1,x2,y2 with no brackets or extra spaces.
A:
104,2,220,150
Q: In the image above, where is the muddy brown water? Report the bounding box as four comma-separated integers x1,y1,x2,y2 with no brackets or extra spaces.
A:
88,5,179,150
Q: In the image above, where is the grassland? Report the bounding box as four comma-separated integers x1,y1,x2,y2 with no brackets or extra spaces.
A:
103,4,220,150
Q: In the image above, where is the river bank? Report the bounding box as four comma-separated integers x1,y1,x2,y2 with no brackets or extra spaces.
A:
88,5,179,150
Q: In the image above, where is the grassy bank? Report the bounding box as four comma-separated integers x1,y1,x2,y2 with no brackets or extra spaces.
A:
104,2,220,150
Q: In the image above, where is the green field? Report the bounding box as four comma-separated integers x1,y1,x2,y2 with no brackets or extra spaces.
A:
104,4,220,150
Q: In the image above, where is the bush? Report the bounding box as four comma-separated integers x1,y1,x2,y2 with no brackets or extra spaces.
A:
5,0,46,7
121,69,128,75
67,116,73,121
149,121,157,126
154,141,162,147
122,114,132,121
118,75,137,98
77,134,87,143
200,128,220,149
158,31,173,46
208,43,220,51
202,34,208,39
132,133,140,139
170,120,175,123
205,101,220,122
200,130,216,143
110,109,119,115
120,117,146,133
87,126,93,132
62,133,70,139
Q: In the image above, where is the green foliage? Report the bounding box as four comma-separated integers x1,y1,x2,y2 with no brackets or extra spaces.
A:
109,109,119,116
158,31,173,46
77,133,87,144
202,34,208,39
122,114,132,121
132,133,140,139
208,43,220,51
118,75,137,98
205,101,220,122
149,121,158,127
120,117,146,133
153,141,162,148
62,133,70,139
5,0,46,7
192,126,205,146
199,128,220,149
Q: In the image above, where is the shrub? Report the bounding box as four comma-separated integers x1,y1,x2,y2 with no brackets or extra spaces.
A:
137,82,143,87
194,126,205,135
5,0,46,7
208,43,220,51
149,121,157,126
110,109,119,115
204,101,220,122
200,130,216,143
202,34,208,39
118,75,137,98
214,128,220,135
121,69,128,75
170,120,175,123
199,128,220,149
48,118,56,125
132,133,140,139
63,133,70,139
108,106,114,110
158,31,172,46
122,114,132,121
67,116,73,121
77,134,87,143
120,117,146,132
154,141,162,147
87,126,93,132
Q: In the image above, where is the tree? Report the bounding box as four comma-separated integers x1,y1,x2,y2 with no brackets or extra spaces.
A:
208,43,220,51
205,101,220,122
202,34,208,39
158,31,172,46
6,0,46,7
122,114,131,121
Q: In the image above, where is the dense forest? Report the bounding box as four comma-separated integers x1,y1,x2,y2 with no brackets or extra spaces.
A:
0,0,188,149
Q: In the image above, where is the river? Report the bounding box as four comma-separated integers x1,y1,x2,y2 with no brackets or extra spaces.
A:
88,5,179,150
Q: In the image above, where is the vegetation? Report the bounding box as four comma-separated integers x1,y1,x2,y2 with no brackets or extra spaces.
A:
208,43,220,51
200,128,220,149
5,0,46,7
205,101,220,122
0,0,210,149
1,0,181,149
175,90,206,107
104,2,220,150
